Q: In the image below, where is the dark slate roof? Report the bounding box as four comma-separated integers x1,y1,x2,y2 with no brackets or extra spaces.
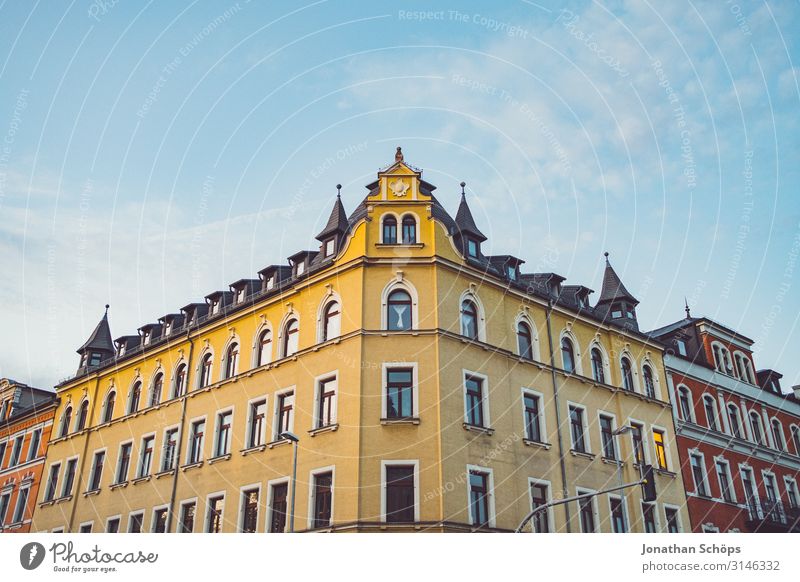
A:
454,193,486,242
77,308,114,355
646,317,697,338
316,194,349,241
596,254,638,305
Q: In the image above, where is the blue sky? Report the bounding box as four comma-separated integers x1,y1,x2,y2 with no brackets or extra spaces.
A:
0,0,798,390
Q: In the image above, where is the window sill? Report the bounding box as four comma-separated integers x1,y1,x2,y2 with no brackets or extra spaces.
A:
240,445,266,456
601,457,623,466
155,468,176,479
267,439,291,449
132,475,151,485
309,424,339,436
569,449,595,460
208,454,231,465
180,461,203,472
380,417,420,426
109,481,129,490
654,468,676,478
39,500,55,508
375,243,425,249
55,495,72,504
83,489,101,497
462,423,495,436
522,439,551,450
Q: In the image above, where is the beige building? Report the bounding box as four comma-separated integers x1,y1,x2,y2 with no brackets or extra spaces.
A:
33,148,689,533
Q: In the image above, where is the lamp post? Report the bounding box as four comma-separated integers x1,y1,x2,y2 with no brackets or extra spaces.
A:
280,431,300,533
611,425,633,520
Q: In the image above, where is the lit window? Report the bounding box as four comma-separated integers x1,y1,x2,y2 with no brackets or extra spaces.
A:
653,430,668,470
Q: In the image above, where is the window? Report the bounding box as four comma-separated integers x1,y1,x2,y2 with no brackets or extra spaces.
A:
152,508,168,533
460,299,479,340
665,507,680,532
322,301,341,341
27,429,41,461
578,493,596,533
382,215,397,243
199,353,213,388
162,428,178,471
678,387,693,422
207,495,224,533
771,419,785,451
107,518,120,533
690,453,708,496
0,493,8,526
384,464,416,523
728,404,743,439
9,436,23,466
749,412,764,446
215,411,232,457
529,482,550,533
631,423,645,465
312,472,333,528
75,400,89,431
385,368,413,419
128,512,143,533
241,489,259,533
150,373,163,407
276,392,294,438
620,357,634,392
610,496,626,533
735,352,754,383
467,238,478,258
224,343,239,379
129,381,142,413
653,430,668,470
517,321,534,360
464,375,485,427
675,339,687,356
401,215,416,243
102,391,115,423
741,467,757,509
600,415,617,460
784,478,799,509
561,337,575,373
642,365,656,398
248,400,267,448
387,290,412,331
282,318,299,357
78,521,92,533
62,459,77,497
269,482,288,533
590,348,605,383
45,464,60,502
792,425,800,455
316,377,337,428
522,392,542,442
59,406,72,437
116,443,132,483
569,405,587,453
324,238,335,257
188,420,205,464
89,451,105,491
0,442,5,469
704,396,718,431
642,503,657,533
138,436,154,477
256,329,272,366
468,470,490,527
296,261,305,276
716,460,735,503
179,502,196,533
712,343,734,375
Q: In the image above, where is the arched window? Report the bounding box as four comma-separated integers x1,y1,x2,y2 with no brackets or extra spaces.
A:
678,387,693,422
199,353,213,388
712,343,734,376
703,395,718,431
460,299,479,339
173,363,187,398
382,215,397,244
771,419,785,451
75,400,89,431
256,329,272,366
150,373,163,407
128,381,142,414
60,406,73,437
224,343,239,379
517,322,533,360
750,412,764,445
727,404,743,439
642,365,655,398
282,318,299,357
387,290,412,331
621,357,634,392
561,337,575,373
401,215,416,244
322,301,341,341
590,348,605,383
102,391,115,423
735,353,754,384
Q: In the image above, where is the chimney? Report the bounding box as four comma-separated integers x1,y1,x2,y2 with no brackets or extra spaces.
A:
793,385,800,400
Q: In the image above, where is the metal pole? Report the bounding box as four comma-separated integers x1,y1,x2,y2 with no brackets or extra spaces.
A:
288,439,298,532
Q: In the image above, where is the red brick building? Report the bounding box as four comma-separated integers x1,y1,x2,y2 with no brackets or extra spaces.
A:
649,310,800,532
0,378,58,533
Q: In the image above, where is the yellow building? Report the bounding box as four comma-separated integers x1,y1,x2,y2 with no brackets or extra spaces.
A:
33,148,689,533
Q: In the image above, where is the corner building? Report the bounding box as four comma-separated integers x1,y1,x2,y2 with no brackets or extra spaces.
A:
34,150,689,533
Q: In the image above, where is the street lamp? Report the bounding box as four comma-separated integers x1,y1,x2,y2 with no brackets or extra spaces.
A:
611,425,633,511
280,431,300,533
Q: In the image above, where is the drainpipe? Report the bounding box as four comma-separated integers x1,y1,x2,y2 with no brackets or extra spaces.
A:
66,375,101,532
166,330,195,532
545,298,571,532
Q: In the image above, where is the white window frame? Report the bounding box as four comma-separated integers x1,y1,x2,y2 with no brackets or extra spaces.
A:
702,394,720,430
380,460,420,523
137,432,156,478
12,485,31,524
575,487,599,532
597,410,618,461
651,423,671,471
205,490,227,533
587,341,611,384
195,349,215,389
618,351,640,393
527,477,553,533
640,501,660,533
178,498,198,533
273,387,296,440
213,407,235,458
127,510,145,533
251,323,274,368
105,514,122,533
514,312,540,361
245,395,269,449
676,384,695,423
739,463,760,506
87,447,108,491
712,455,737,503
558,330,583,375
663,503,682,532
150,504,170,533
316,293,343,343
783,476,799,509
770,417,785,451
185,415,207,464
567,401,591,454
44,461,61,501
381,362,419,419
27,428,42,461
60,455,79,497
380,278,420,331
688,449,709,497
307,465,336,530
458,290,487,342
313,371,339,429
114,439,134,483
520,387,547,443
265,476,290,533
462,369,490,428
78,520,94,533
466,464,496,528
160,424,180,472
608,493,629,533
237,482,262,533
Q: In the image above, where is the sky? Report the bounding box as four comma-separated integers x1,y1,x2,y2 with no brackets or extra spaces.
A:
0,0,798,391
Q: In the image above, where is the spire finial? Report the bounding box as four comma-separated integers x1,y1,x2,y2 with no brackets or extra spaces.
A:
336,184,341,198
684,297,691,318
460,181,466,196
104,304,110,316
395,146,403,162
604,251,610,263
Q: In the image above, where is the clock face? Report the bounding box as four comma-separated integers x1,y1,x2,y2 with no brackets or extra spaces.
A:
389,179,409,197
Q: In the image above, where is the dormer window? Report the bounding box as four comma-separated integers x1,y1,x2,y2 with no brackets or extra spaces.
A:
467,239,478,258
237,288,246,304
118,344,126,357
266,276,275,291
143,331,151,345
89,352,102,366
210,300,220,315
164,322,172,335
675,339,687,356
296,261,305,276
578,295,588,309
506,265,517,281
324,239,335,257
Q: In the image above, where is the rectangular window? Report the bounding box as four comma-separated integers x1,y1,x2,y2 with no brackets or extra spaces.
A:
468,470,490,527
10,436,23,466
0,493,9,526
716,461,735,503
240,489,259,533
569,405,587,453
276,392,294,438
690,453,708,496
467,239,478,258
676,339,687,356
385,465,415,523
79,522,93,533
106,517,120,533
386,368,413,419
162,429,178,471
610,496,626,533
600,415,617,460
12,488,29,523
642,503,657,533
785,479,799,509
464,375,485,427
665,507,680,533
116,443,132,483
215,411,232,457
530,482,550,533
578,494,596,533
179,501,196,533
153,508,168,533
128,512,143,533
317,377,337,428
62,459,77,497
269,482,288,533
45,464,60,502
138,436,154,477
188,420,205,464
523,393,542,442
28,429,41,461
653,430,668,470
207,495,224,533
248,400,267,448
312,472,333,528
0,442,6,469
89,451,105,491
631,423,645,465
